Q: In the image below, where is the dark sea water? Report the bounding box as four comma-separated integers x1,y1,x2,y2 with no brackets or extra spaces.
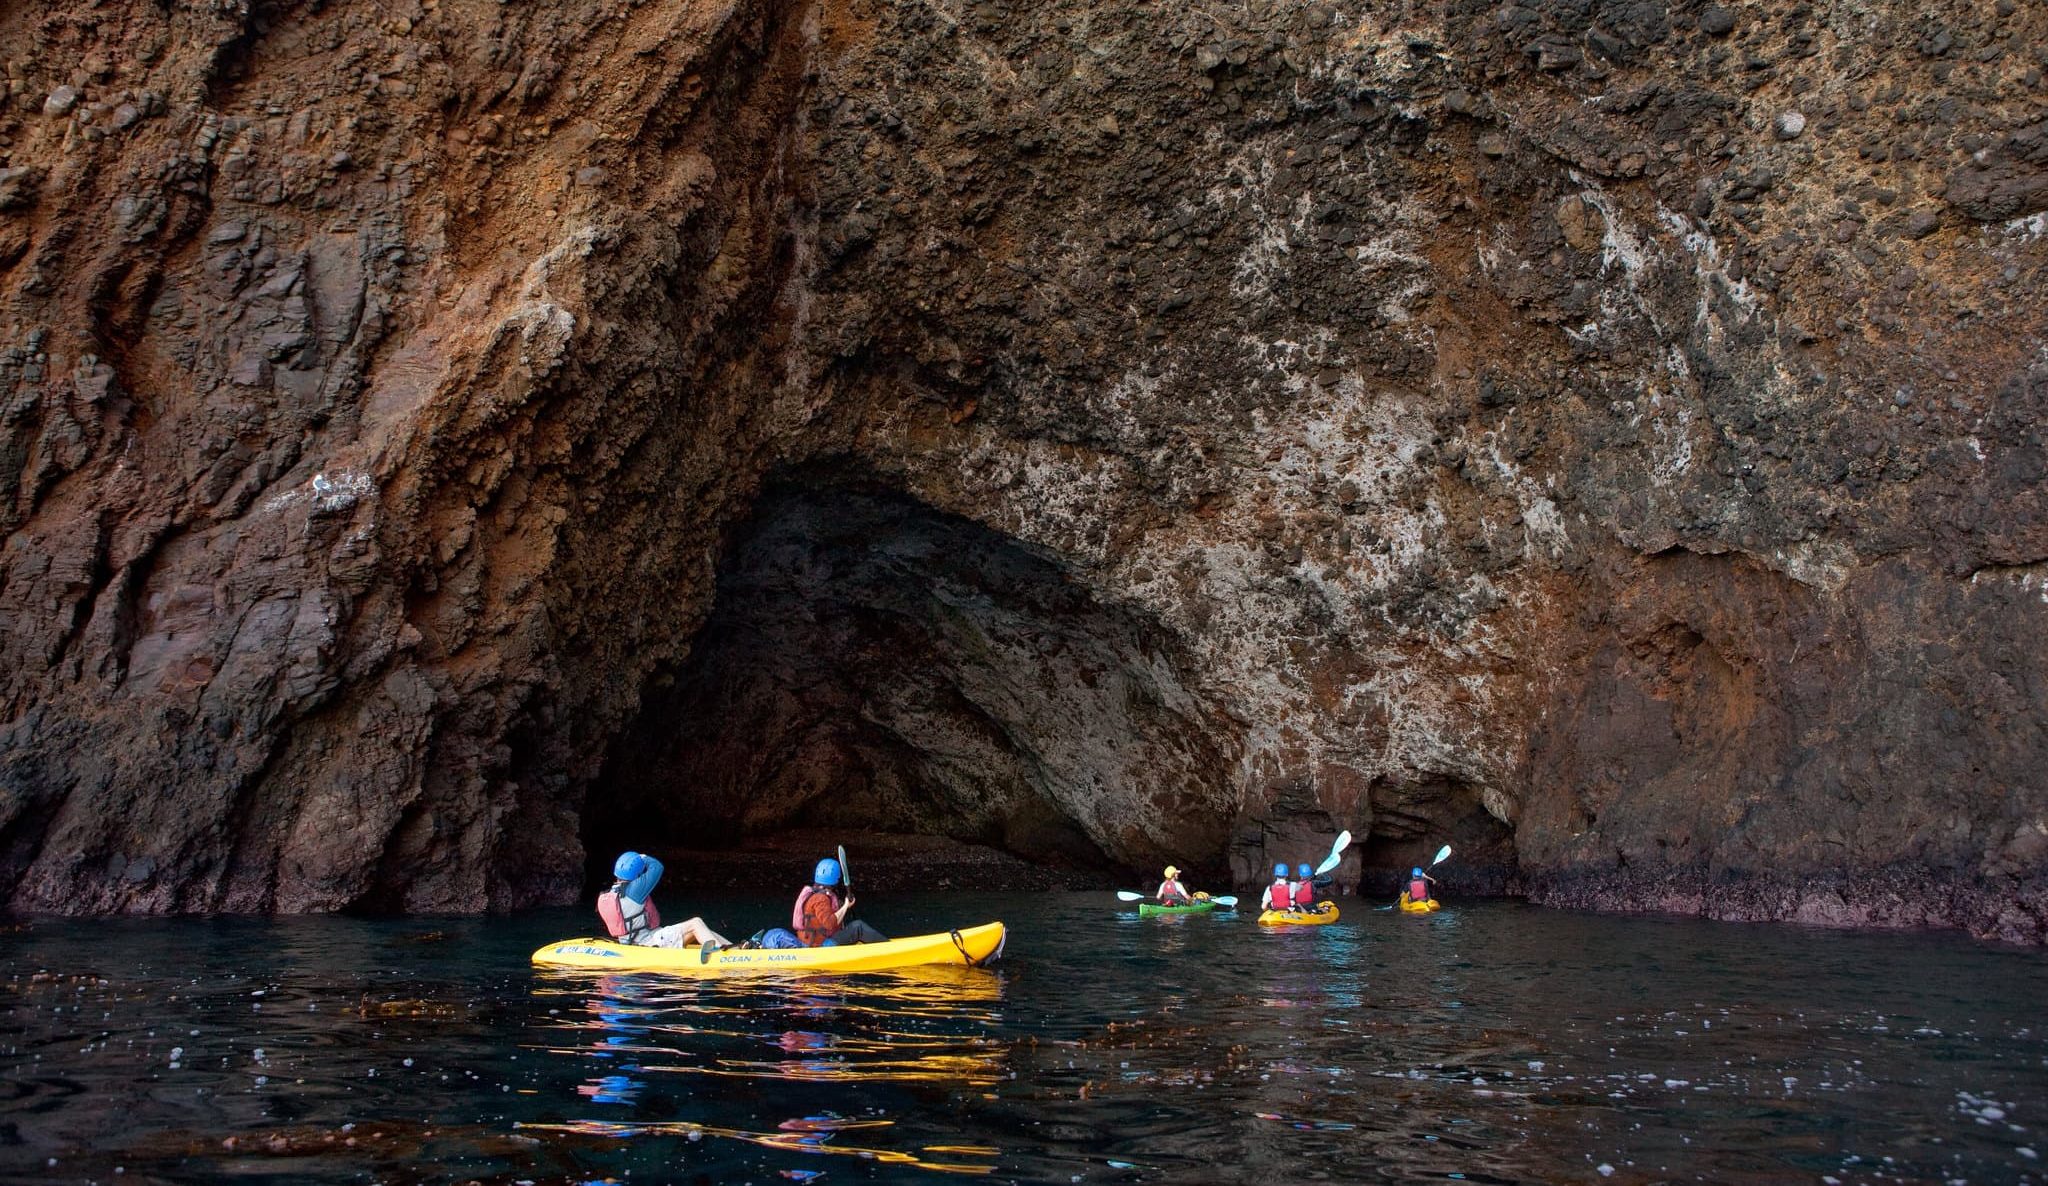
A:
2,893,2044,1185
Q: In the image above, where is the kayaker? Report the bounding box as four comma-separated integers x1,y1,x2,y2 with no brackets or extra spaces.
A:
1265,863,1296,911
1292,862,1316,910
1155,865,1191,905
794,858,888,947
1403,865,1435,906
598,852,732,950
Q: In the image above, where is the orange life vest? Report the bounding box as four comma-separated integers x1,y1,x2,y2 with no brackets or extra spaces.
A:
793,886,840,947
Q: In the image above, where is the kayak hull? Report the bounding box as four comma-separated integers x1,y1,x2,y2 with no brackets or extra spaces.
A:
531,922,1005,975
1137,900,1221,916
1257,905,1340,926
1397,898,1442,914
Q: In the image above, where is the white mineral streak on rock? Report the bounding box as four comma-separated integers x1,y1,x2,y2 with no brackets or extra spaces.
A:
262,469,377,516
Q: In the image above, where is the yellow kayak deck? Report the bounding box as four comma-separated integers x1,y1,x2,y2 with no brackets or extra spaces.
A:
1257,904,1341,926
531,921,1005,975
1398,898,1442,913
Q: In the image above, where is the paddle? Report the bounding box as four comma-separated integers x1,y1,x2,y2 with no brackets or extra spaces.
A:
1312,829,1353,876
838,844,851,893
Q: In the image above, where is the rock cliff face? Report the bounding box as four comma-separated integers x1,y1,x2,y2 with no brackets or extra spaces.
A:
2,0,2043,939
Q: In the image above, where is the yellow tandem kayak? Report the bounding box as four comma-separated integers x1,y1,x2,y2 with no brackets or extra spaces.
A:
531,922,1006,975
1398,898,1442,913
1257,904,1341,926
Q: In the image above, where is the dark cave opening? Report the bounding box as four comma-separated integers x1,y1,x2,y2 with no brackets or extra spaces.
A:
1357,775,1518,897
581,476,1238,891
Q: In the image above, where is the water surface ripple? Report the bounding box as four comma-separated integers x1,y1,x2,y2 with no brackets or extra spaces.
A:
2,893,2043,1184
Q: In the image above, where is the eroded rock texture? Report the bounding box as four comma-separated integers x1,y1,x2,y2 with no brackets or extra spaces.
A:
1,0,2043,938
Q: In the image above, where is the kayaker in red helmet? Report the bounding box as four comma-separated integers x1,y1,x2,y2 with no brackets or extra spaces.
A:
597,852,732,949
793,858,888,947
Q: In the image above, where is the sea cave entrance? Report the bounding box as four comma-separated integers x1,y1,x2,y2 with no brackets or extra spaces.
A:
581,477,1238,891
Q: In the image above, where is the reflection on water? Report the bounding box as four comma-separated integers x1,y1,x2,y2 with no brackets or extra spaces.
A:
0,894,2044,1184
524,965,1009,1174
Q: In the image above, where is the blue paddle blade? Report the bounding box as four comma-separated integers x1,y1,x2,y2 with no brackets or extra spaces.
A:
1431,844,1452,866
1116,890,1145,901
1314,830,1353,875
1210,896,1238,907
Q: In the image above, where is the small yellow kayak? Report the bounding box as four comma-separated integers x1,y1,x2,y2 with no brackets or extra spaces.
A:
531,922,1005,975
1257,904,1340,926
1397,898,1441,913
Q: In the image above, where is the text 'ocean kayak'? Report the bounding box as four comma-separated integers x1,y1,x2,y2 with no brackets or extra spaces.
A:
1257,905,1341,926
531,922,1005,975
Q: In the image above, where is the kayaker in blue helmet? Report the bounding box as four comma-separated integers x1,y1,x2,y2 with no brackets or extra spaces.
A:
793,858,888,947
1403,866,1434,905
1292,862,1317,910
597,852,732,950
1265,862,1295,911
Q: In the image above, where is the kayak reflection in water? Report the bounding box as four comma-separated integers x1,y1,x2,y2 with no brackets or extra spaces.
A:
597,851,733,950
794,858,888,946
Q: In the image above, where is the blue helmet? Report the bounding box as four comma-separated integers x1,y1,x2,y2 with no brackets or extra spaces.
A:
815,858,843,887
613,851,647,880
1297,863,1312,878
1411,867,1425,877
1274,863,1289,878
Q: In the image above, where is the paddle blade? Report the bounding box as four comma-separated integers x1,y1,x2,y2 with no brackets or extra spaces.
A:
1431,844,1452,866
837,844,851,890
1314,830,1353,875
1210,896,1238,907
1116,890,1145,901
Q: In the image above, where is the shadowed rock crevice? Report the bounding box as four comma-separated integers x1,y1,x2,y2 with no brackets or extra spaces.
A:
585,478,1239,884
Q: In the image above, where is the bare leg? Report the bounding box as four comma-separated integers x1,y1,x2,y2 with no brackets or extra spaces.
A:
677,917,732,948
641,918,732,949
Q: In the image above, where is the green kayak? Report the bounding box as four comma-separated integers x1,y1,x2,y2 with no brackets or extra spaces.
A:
1137,900,1224,916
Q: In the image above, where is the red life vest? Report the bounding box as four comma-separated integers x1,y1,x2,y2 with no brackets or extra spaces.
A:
793,886,840,947
1408,878,1430,902
1266,882,1292,910
597,889,661,941
1292,880,1314,907
1158,879,1188,903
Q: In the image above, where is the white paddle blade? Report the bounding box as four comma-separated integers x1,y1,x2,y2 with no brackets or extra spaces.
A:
1210,896,1238,907
1431,844,1452,866
1117,890,1145,901
1314,829,1354,875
